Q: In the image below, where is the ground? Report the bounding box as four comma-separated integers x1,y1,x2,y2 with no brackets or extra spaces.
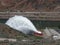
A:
0,23,60,45
0,0,60,12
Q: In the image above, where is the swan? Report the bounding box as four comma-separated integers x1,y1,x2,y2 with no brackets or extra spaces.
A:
5,15,43,36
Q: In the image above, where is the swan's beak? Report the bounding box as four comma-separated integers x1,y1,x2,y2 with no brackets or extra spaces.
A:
33,31,43,37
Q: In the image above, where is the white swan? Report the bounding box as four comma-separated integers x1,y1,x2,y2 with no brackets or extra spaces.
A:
5,15,43,36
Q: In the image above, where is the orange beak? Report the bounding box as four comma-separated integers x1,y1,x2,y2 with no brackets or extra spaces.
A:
34,32,43,37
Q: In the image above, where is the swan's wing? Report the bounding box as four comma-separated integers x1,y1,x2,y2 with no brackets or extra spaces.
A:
5,15,37,31
17,26,34,34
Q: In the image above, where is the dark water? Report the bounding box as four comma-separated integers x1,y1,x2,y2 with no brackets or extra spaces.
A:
0,19,60,29
0,19,7,23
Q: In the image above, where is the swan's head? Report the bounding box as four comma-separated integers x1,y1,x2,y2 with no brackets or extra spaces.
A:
33,30,43,37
